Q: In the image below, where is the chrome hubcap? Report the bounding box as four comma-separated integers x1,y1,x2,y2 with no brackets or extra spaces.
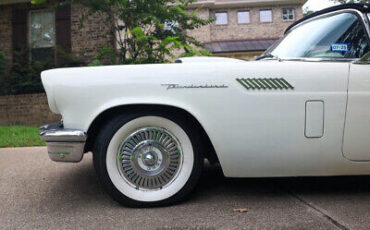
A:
117,127,183,190
143,152,156,166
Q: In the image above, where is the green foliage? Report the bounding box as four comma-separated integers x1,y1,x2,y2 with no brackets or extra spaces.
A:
88,59,103,66
303,7,314,17
330,0,369,3
31,0,47,4
0,126,45,148
0,51,7,95
0,48,85,96
67,0,214,64
2,49,53,95
0,51,6,76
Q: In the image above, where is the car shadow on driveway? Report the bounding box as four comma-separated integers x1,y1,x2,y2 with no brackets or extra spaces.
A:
41,155,370,209
198,160,370,195
11,150,370,230
3,148,370,229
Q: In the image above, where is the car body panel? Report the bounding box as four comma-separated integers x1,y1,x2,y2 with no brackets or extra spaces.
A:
343,63,370,161
41,59,370,177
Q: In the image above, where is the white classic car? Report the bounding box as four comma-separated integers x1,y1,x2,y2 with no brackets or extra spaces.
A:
40,4,370,207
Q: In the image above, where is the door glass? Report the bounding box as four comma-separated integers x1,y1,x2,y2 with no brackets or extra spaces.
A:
270,13,370,59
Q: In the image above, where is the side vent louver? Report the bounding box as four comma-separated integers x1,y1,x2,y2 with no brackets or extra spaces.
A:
236,78,294,90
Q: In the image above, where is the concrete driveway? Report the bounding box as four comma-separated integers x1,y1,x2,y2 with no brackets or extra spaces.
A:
1,147,370,230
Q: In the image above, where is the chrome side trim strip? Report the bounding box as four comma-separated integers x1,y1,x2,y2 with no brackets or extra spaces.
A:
277,57,358,63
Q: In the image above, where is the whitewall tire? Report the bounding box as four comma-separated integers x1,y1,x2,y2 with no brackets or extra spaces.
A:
93,111,203,207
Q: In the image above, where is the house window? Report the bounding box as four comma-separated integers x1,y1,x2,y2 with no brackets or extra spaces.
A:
260,10,272,23
283,8,295,21
215,12,228,25
238,11,250,24
29,10,56,63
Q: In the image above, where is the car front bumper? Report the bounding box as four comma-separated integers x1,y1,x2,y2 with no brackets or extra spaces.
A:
40,122,87,163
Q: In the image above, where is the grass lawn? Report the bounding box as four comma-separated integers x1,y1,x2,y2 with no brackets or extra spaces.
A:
0,126,45,148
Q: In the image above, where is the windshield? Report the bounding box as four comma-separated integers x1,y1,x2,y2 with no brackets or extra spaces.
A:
268,12,369,59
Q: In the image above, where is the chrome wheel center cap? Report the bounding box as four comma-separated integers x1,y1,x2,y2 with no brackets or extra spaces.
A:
142,151,157,167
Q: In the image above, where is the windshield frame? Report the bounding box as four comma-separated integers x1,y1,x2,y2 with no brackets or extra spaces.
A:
259,9,370,62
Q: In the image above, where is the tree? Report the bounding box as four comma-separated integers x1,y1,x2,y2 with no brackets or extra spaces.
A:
32,0,214,65
330,0,369,3
303,6,314,17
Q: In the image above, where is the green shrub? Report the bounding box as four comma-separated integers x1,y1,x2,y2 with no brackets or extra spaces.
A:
1,48,85,96
0,51,7,95
0,51,5,76
2,49,50,95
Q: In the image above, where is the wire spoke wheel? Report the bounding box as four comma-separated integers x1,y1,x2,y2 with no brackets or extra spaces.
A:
117,127,183,190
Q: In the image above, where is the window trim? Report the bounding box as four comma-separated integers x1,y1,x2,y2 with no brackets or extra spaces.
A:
215,11,228,25
259,9,273,23
262,9,370,63
28,9,56,62
282,8,295,22
237,10,250,24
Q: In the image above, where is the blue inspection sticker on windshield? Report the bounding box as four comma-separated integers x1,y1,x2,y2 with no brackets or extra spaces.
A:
331,43,349,53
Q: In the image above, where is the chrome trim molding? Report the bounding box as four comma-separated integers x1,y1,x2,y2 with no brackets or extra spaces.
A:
237,78,294,90
40,129,87,142
283,57,357,62
354,51,370,64
161,83,228,90
40,122,87,163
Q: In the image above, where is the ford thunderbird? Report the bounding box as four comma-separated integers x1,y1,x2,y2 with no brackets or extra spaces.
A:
40,4,370,207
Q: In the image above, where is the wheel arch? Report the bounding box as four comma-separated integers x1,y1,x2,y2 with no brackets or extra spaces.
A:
84,104,220,164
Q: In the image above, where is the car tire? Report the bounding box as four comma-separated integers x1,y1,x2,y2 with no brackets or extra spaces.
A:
93,111,203,207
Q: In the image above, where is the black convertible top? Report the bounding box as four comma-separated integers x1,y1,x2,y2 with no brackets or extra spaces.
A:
285,3,370,34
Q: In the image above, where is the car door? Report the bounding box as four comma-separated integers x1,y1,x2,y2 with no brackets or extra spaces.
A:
221,60,349,177
343,53,370,161
220,10,370,177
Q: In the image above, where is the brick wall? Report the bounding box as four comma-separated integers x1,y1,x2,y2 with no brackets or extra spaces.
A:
71,4,114,63
0,5,12,60
209,5,303,41
189,5,303,42
0,93,61,126
187,8,211,43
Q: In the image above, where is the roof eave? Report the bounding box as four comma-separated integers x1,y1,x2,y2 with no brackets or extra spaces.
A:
188,0,307,9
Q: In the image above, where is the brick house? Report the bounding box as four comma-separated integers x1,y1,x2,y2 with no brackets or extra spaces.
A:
0,0,306,64
188,0,308,60
0,0,113,64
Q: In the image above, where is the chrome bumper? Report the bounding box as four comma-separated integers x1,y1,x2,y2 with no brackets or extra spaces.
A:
40,122,87,163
